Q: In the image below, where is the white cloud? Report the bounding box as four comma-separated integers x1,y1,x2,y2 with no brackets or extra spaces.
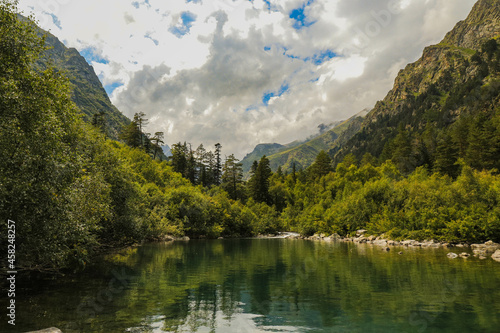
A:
17,0,477,158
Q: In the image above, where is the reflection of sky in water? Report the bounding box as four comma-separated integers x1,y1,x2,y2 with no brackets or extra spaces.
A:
131,295,309,333
9,240,500,333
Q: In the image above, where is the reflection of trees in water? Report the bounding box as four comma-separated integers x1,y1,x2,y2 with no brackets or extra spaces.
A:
11,240,500,332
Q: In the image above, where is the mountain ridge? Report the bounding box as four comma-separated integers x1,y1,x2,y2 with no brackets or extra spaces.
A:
332,0,500,168
20,15,131,140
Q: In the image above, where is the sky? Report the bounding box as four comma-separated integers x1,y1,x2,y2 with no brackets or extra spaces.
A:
18,0,477,158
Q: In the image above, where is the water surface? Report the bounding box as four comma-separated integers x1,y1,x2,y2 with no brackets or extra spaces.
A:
4,239,500,332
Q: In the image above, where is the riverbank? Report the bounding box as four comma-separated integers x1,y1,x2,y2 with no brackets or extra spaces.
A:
254,231,500,262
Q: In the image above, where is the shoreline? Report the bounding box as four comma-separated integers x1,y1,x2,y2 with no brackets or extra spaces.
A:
253,231,500,262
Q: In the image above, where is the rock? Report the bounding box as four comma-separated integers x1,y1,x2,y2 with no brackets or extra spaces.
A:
401,240,419,247
479,255,487,260
373,239,388,247
456,244,464,248
356,229,367,236
459,252,470,258
491,250,500,262
447,253,458,259
25,329,62,333
181,236,190,241
382,247,390,252
367,235,376,242
398,251,403,255
218,237,224,240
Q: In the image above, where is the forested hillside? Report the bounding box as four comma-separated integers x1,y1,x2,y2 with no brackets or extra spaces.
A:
332,0,500,176
241,113,365,175
1,0,499,273
0,4,278,271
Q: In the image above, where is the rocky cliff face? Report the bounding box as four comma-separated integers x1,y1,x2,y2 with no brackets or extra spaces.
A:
334,0,500,164
442,0,500,49
21,15,130,140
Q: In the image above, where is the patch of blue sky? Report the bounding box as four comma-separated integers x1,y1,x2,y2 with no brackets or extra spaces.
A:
104,82,124,96
169,11,197,37
186,0,201,3
289,0,316,30
145,34,159,46
48,13,62,29
262,82,290,106
245,105,259,112
132,0,150,9
306,49,337,65
80,47,109,65
262,0,279,12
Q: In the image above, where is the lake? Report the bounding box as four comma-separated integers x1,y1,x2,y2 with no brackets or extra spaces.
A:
4,239,500,332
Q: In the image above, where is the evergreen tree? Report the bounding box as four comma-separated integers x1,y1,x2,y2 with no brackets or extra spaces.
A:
214,143,222,185
309,150,333,179
134,111,149,148
466,114,500,171
206,151,216,186
171,142,188,175
120,119,141,148
391,124,414,174
150,131,165,160
222,154,244,200
249,155,273,204
434,134,459,178
91,110,107,137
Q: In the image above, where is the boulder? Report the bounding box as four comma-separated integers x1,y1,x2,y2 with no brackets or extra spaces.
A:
356,229,367,236
491,250,500,262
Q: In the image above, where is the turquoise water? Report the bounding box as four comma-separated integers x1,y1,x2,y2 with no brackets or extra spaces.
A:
3,239,500,332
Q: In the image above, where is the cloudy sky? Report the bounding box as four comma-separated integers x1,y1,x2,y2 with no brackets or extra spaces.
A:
18,0,476,158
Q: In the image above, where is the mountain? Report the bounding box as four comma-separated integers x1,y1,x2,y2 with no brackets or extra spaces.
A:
332,0,500,173
241,112,367,175
21,15,130,140
265,115,363,172
241,142,300,174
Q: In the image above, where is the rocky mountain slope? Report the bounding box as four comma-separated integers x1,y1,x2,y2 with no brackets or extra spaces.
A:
332,0,500,171
241,113,365,175
21,15,130,140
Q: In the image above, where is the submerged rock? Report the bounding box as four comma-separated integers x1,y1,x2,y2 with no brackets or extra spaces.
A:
447,253,458,259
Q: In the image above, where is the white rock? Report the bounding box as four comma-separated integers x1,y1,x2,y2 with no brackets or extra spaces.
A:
491,250,500,262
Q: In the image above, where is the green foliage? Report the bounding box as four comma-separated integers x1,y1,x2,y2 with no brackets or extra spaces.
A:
248,155,273,204
275,157,500,243
0,4,282,271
